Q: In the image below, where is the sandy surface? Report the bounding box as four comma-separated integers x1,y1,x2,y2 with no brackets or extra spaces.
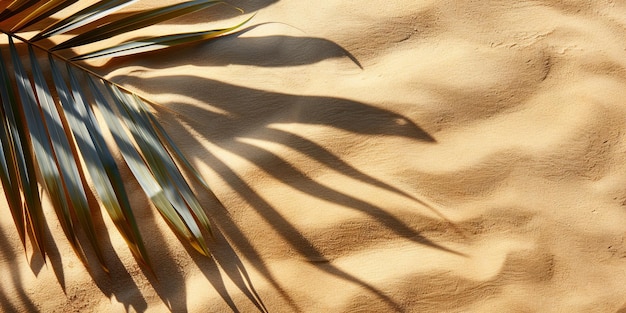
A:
3,0,626,312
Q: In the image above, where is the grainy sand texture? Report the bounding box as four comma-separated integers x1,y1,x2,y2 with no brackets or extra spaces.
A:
2,0,626,312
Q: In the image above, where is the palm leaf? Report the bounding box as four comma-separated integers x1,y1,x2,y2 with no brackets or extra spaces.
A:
0,0,249,273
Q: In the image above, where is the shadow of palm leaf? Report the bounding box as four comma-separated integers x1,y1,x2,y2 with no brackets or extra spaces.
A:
113,75,433,140
110,74,462,310
210,156,406,312
0,225,39,313
113,74,441,210
192,218,271,313
100,31,362,69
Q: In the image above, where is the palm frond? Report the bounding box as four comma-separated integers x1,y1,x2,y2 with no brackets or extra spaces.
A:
0,0,249,273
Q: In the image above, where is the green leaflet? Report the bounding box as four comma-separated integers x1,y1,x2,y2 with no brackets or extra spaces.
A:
11,0,78,32
9,37,87,265
0,43,45,257
72,14,253,60
54,0,224,50
63,65,152,269
31,0,140,41
138,98,214,193
0,49,26,248
28,45,108,272
88,76,209,255
0,0,40,21
109,85,211,255
47,53,151,269
129,93,214,238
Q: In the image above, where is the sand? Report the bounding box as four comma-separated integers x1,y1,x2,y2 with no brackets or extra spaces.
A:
2,0,626,312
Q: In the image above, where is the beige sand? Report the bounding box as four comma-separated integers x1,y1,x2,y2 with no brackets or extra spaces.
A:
3,0,626,312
